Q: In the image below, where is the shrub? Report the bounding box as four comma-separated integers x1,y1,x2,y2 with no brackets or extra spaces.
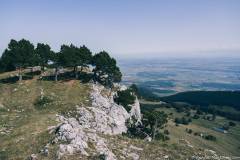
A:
185,128,193,134
114,89,135,112
204,134,217,141
155,132,170,141
175,117,190,125
194,132,200,136
164,129,169,135
34,96,53,109
193,114,200,119
229,121,236,127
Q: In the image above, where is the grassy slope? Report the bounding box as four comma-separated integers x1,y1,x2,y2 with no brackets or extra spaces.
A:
143,103,240,157
1,70,238,159
0,72,90,159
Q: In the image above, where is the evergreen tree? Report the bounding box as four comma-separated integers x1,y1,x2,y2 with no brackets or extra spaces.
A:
92,51,122,88
35,43,54,71
144,111,168,139
0,39,36,81
58,44,92,79
0,49,16,72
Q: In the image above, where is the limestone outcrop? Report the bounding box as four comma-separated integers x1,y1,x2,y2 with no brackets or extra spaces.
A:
56,83,142,159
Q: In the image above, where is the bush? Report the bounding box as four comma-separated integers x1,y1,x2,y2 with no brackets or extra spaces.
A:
114,89,135,112
155,132,170,141
229,121,236,127
194,132,200,136
186,128,193,134
164,129,169,135
175,117,190,125
34,96,53,109
193,114,200,119
204,134,217,141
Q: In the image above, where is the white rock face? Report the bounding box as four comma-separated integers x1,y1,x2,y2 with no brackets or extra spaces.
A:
90,84,131,134
0,103,5,109
130,98,142,125
56,84,142,159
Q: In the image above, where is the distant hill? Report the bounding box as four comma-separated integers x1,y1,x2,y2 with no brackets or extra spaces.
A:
160,91,240,109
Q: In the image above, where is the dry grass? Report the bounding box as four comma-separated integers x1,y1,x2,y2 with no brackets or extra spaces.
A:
0,71,90,159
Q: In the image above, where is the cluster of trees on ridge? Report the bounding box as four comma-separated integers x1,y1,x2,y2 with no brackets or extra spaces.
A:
0,39,121,87
0,39,170,141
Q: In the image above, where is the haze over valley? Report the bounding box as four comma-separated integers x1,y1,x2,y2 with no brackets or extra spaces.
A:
120,57,240,96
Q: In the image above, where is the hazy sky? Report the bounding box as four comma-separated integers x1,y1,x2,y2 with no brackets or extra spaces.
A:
1,0,240,58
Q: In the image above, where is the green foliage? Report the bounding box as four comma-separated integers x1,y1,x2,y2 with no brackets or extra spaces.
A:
124,118,150,139
185,128,193,134
155,132,170,141
164,129,169,135
193,114,200,119
174,117,191,125
229,121,236,127
160,91,240,111
139,85,240,121
34,96,53,109
0,150,8,160
92,51,122,87
0,39,36,72
59,44,92,69
143,111,168,139
114,89,135,112
35,43,54,70
124,110,168,141
58,44,92,79
204,134,217,141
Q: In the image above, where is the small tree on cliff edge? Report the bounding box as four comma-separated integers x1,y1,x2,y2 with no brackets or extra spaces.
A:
92,51,122,88
144,111,168,140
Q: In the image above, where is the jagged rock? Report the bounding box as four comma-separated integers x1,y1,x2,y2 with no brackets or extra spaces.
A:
144,136,152,142
114,83,127,91
56,83,142,159
30,154,37,160
163,155,169,159
130,98,142,125
90,84,130,134
129,145,143,151
127,152,140,160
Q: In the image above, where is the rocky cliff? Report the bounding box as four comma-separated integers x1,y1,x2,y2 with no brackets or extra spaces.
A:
56,83,141,159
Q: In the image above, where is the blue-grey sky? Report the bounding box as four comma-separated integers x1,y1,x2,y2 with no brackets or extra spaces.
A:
1,0,240,58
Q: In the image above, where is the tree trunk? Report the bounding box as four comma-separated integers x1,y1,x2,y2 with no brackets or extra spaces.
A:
74,66,78,79
93,71,97,83
80,66,83,72
41,64,45,72
108,87,113,98
18,67,22,81
55,67,58,82
151,122,157,140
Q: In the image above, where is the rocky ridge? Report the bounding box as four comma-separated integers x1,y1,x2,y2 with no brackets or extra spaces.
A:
56,83,141,159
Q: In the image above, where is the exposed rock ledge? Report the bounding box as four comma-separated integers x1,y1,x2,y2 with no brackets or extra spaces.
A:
56,84,141,159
